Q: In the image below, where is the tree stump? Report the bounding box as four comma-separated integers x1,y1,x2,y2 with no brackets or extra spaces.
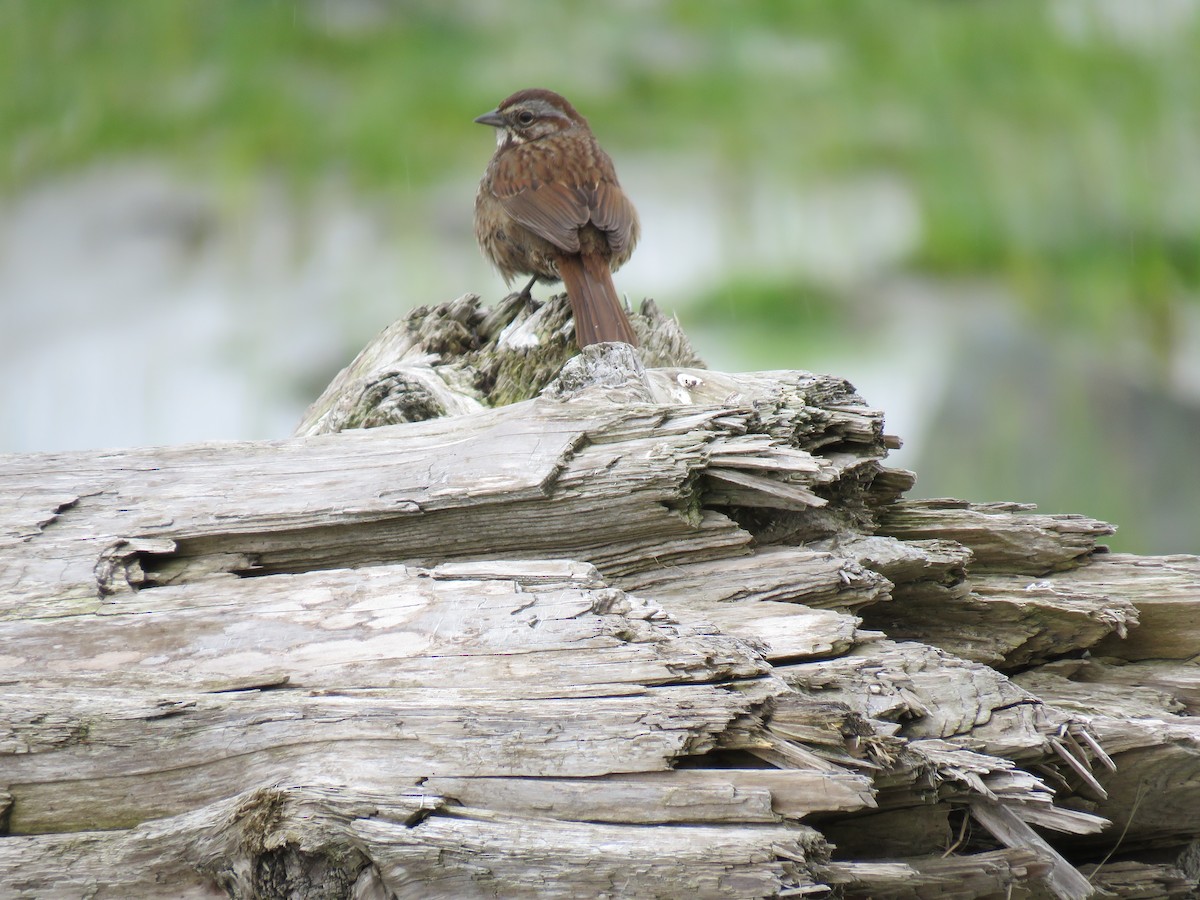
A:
2,291,1199,898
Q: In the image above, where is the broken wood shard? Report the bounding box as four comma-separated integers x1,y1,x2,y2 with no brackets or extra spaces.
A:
2,292,1199,898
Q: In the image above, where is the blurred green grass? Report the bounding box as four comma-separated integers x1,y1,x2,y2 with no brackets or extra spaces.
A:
4,0,1196,351
3,0,1197,550
1,0,491,194
2,1,1190,274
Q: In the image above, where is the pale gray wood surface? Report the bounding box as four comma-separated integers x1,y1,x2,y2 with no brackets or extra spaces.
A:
3,292,1199,898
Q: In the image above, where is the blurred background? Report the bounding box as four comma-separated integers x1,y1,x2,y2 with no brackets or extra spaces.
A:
2,0,1198,553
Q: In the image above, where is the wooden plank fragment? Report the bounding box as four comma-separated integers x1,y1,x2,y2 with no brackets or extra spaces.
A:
781,640,1038,746
0,401,760,607
1015,664,1188,720
1063,554,1200,661
1079,861,1198,898
969,799,1096,899
821,848,1050,899
0,783,830,900
622,545,892,613
683,602,863,661
1076,730,1200,850
821,534,972,606
1022,658,1200,716
858,572,1138,669
1,563,789,836
877,499,1115,574
424,768,876,822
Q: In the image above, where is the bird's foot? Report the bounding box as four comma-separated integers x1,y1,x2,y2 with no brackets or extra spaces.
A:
516,274,542,309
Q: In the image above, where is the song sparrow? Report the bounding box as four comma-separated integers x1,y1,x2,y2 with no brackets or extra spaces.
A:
473,88,640,347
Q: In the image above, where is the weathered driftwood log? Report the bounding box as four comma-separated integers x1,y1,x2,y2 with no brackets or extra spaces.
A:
2,291,1199,899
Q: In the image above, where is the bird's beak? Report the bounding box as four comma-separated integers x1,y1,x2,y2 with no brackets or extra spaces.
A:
473,109,506,128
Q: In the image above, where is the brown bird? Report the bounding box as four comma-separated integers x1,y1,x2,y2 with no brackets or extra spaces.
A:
473,88,640,347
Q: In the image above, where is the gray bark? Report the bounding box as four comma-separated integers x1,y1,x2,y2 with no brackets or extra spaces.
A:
2,292,1199,898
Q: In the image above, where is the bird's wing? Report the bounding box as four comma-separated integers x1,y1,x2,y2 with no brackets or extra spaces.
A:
499,181,638,258
496,181,590,254
586,180,639,261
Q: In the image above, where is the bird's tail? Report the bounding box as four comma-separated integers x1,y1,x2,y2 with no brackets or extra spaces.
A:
556,254,639,347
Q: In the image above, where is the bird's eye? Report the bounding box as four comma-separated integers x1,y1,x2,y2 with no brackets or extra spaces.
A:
515,110,535,126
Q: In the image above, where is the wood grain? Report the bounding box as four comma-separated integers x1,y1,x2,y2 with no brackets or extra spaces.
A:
3,293,1199,898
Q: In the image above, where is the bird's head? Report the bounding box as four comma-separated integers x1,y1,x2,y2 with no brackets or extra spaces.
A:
474,88,587,147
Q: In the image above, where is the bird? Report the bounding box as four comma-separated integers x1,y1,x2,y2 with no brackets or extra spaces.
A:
473,88,640,347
